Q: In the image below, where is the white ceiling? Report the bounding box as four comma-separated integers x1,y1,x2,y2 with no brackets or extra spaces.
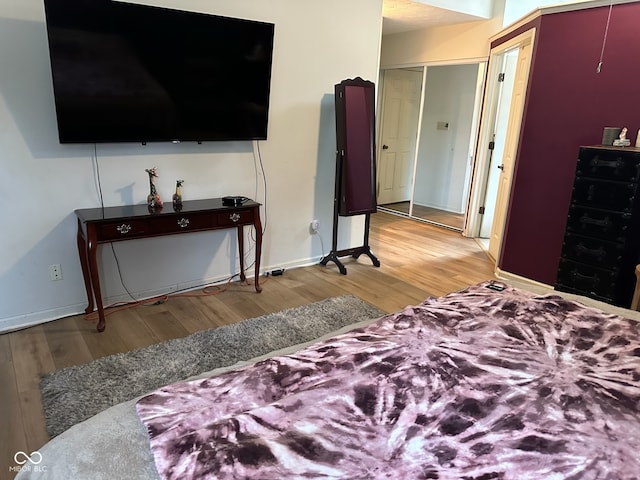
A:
382,0,489,35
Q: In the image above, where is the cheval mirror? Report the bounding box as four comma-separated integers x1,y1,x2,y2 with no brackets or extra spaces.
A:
320,77,380,274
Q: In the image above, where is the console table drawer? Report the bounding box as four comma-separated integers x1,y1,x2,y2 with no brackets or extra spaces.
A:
98,220,150,240
217,209,254,227
152,213,213,234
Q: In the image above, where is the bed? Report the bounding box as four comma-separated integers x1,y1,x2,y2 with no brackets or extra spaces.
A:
16,281,640,479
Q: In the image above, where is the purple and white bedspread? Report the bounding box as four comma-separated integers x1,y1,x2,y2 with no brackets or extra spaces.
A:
136,282,640,479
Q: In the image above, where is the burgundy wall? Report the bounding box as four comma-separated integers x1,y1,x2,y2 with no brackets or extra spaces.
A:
498,3,640,285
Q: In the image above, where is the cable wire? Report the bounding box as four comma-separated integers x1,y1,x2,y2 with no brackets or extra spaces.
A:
596,0,614,73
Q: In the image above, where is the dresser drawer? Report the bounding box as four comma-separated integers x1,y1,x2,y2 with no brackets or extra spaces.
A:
571,177,637,212
217,209,254,227
556,258,619,302
151,212,214,234
565,205,632,241
97,219,150,240
577,148,640,182
561,232,624,266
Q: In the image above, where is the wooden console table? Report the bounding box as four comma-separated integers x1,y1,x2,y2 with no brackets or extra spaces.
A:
75,198,262,332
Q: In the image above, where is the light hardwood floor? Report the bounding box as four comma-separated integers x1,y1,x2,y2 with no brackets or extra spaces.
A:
1,212,496,476
380,202,465,230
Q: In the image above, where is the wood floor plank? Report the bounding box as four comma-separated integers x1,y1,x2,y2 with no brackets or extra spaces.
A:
73,313,130,361
163,296,219,334
1,211,497,479
42,316,93,371
0,333,27,477
141,310,190,341
9,327,53,453
99,308,160,353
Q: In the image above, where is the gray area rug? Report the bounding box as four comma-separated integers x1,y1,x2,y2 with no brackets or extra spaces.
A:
40,295,384,438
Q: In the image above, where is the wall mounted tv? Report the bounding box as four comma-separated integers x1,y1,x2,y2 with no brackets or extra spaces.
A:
43,0,275,144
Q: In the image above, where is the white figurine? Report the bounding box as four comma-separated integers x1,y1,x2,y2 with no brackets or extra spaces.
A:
613,127,631,147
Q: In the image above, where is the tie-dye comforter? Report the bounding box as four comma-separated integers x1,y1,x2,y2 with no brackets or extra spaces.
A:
136,282,640,479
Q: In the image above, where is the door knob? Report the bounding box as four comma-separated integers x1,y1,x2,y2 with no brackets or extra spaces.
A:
382,145,389,150
497,164,505,170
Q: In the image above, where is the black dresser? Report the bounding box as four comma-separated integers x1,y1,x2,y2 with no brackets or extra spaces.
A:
556,145,640,307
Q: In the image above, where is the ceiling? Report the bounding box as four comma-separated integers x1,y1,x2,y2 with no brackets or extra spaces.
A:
382,0,488,35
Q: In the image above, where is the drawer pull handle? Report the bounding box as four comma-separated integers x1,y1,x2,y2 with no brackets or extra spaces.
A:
177,218,190,228
576,243,606,261
230,213,241,223
579,213,611,230
116,224,132,234
570,269,600,287
590,158,623,169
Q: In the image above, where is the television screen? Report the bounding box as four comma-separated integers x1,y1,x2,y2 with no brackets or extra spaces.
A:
43,0,275,144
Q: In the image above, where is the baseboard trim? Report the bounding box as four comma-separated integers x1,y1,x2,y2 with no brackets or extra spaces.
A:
0,259,330,334
494,268,554,292
0,305,86,334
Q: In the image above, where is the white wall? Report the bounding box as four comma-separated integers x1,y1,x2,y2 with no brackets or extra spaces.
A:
413,64,479,213
380,1,505,67
420,0,494,18
0,0,383,331
502,0,599,26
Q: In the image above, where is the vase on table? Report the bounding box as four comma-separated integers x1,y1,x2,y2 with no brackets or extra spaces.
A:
145,167,163,210
172,180,184,211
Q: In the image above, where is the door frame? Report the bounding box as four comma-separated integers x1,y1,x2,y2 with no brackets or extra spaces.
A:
464,28,536,256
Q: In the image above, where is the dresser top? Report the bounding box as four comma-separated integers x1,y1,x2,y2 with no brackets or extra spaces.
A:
583,145,640,153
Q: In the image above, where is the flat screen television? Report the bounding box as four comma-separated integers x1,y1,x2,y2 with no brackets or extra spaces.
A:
43,0,275,144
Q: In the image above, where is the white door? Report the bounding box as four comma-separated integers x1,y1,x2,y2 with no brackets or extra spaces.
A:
488,37,533,261
377,69,422,205
480,49,518,238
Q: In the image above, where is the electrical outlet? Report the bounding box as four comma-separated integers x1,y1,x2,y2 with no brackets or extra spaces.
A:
310,219,320,233
49,264,62,281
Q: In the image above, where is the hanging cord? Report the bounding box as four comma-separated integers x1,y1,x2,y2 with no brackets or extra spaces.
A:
596,0,614,73
93,144,140,302
93,143,105,209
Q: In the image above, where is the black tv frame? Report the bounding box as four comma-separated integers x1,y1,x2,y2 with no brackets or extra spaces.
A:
43,0,275,144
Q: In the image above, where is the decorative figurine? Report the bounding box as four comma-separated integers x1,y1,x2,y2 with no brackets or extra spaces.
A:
172,180,184,211
613,128,631,147
145,167,163,210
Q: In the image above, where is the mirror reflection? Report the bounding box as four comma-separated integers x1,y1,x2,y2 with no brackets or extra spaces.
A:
377,62,486,231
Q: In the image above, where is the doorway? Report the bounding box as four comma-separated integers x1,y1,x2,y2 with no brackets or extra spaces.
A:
465,28,536,262
479,49,519,240
377,62,486,231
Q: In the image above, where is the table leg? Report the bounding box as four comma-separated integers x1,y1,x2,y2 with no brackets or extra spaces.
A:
76,219,95,314
254,209,263,293
237,225,246,282
86,227,106,332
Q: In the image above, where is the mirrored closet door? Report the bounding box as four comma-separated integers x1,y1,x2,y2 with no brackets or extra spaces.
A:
377,62,486,231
